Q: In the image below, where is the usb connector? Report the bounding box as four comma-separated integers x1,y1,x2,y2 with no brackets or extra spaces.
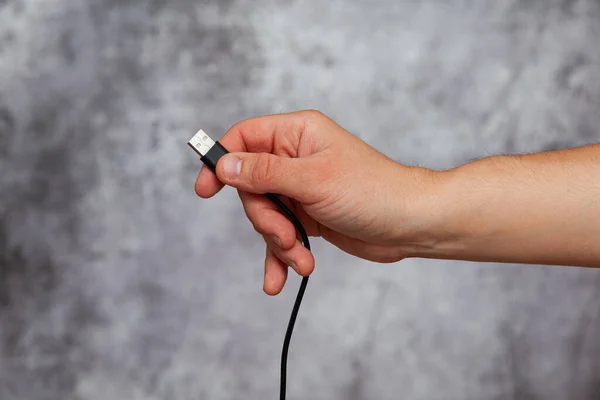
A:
188,129,215,156
188,129,229,172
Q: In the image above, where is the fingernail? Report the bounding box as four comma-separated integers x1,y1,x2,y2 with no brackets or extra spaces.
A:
222,155,242,179
270,235,282,247
289,260,299,273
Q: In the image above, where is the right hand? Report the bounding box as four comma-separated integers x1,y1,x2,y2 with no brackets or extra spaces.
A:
195,110,441,295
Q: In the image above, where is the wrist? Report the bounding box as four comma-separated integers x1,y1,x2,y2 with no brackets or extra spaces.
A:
385,163,453,256
390,160,483,260
404,155,511,261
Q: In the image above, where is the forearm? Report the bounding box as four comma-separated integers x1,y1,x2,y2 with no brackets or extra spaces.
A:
423,144,600,267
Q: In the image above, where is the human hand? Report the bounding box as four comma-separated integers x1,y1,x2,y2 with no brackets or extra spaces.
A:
195,110,440,294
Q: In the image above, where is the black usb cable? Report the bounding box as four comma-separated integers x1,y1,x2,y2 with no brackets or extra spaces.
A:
188,129,311,400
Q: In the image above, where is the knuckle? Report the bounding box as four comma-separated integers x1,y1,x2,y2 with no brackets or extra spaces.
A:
243,206,267,235
251,153,277,186
246,212,267,235
302,109,325,119
230,118,249,133
247,208,272,236
250,219,265,235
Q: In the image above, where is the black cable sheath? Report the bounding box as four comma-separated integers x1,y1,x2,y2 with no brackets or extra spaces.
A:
266,193,311,400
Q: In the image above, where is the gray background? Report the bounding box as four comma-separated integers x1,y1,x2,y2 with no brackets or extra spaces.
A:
1,0,600,399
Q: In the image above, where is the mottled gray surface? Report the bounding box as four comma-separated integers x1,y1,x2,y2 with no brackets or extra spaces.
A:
1,0,600,399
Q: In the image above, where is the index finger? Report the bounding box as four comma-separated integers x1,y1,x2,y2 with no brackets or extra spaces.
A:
195,111,309,198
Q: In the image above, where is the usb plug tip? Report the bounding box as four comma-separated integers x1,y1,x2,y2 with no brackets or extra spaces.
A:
188,129,216,157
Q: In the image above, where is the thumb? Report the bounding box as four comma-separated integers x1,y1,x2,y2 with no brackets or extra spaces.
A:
215,152,316,202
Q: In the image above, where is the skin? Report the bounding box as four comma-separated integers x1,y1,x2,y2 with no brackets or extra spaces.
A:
195,110,600,295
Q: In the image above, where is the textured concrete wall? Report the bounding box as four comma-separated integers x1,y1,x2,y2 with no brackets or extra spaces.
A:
1,0,600,399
